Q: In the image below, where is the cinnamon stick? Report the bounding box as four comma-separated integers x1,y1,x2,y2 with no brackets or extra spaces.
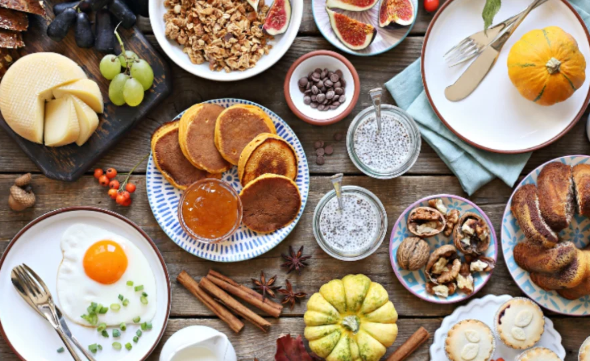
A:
199,276,272,333
207,270,283,318
387,327,430,361
177,271,244,334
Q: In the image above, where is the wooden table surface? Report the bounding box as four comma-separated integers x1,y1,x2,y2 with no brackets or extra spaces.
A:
1,2,590,360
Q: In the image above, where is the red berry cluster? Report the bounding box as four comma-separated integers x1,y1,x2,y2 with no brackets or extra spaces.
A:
94,167,137,207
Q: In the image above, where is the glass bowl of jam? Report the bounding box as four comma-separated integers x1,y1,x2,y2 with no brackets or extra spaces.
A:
312,185,388,261
178,179,243,244
346,104,421,179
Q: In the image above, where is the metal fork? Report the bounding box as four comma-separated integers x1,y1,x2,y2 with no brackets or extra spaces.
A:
11,264,94,361
444,0,549,67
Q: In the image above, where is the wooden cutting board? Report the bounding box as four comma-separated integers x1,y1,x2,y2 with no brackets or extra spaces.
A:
0,2,172,181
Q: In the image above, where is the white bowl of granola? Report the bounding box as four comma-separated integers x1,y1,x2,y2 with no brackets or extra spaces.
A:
150,0,302,81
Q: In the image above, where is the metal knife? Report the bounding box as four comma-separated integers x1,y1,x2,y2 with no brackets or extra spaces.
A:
55,306,97,361
445,0,547,101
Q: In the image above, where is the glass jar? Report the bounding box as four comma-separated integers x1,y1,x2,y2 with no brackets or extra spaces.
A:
313,185,387,261
346,104,421,179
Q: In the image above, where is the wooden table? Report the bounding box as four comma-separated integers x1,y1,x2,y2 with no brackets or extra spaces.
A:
1,2,590,359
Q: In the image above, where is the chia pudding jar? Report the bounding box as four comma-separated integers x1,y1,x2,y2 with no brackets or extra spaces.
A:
347,104,421,179
313,185,388,261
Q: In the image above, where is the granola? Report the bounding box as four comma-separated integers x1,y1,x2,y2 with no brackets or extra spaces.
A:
164,0,273,72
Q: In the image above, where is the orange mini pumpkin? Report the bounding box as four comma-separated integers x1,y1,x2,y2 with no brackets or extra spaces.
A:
507,26,586,106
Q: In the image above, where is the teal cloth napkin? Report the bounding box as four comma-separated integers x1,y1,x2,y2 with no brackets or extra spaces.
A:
385,0,590,196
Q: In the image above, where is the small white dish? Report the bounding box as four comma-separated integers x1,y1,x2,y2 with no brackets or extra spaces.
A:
0,207,171,361
159,326,237,361
284,50,360,126
430,294,565,360
149,0,303,81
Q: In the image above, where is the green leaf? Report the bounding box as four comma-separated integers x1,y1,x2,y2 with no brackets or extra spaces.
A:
482,0,501,34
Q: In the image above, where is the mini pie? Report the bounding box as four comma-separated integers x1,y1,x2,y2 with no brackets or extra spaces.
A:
518,347,561,361
580,336,590,361
495,297,545,349
445,319,495,361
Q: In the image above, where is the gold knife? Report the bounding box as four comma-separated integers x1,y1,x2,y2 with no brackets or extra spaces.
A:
445,0,547,102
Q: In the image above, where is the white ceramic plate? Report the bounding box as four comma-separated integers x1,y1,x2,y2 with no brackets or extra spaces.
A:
0,207,171,361
312,0,418,56
422,0,590,153
149,0,303,81
146,98,309,263
389,194,497,304
502,155,590,316
430,294,565,360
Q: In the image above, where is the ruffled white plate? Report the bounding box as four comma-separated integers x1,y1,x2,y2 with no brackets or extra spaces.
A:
502,155,590,316
312,0,418,56
430,294,565,360
146,98,309,262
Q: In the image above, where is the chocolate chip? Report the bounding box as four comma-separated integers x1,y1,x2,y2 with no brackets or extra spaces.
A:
326,90,335,99
314,68,322,74
329,105,338,110
310,102,318,109
316,148,325,156
316,156,325,165
321,69,328,78
318,104,325,111
316,80,324,88
324,80,333,88
298,77,308,87
332,95,339,102
338,94,346,103
335,69,343,77
314,140,322,149
332,101,340,107
340,78,346,87
303,96,311,105
306,82,311,90
325,145,333,155
304,89,312,95
316,93,326,103
311,95,317,102
335,87,343,95
333,132,343,141
311,85,319,95
330,73,340,83
311,73,320,81
334,81,341,88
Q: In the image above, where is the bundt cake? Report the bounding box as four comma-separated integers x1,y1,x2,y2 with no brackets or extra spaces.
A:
512,161,590,300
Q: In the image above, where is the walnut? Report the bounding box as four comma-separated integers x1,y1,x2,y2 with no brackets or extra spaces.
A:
428,198,448,214
444,209,460,236
397,237,430,271
426,282,457,298
457,273,474,295
469,257,496,272
407,207,446,238
453,212,491,256
425,245,460,284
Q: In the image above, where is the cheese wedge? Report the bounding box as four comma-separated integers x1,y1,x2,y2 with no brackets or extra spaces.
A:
0,52,87,144
44,97,80,147
67,95,98,146
53,79,104,113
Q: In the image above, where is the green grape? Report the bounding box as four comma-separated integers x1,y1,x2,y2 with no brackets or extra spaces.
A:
123,78,144,107
99,55,121,80
109,73,129,106
118,51,138,69
129,59,154,91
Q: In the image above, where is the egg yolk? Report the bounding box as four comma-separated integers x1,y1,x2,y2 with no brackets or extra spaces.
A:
83,240,128,285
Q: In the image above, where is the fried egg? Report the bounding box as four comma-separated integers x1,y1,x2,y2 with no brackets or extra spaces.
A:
56,224,157,327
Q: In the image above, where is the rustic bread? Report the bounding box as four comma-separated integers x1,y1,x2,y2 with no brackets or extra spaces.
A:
511,184,559,248
573,164,590,217
513,241,577,274
529,250,587,290
537,162,575,232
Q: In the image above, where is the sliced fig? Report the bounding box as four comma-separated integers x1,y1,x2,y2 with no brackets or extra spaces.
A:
378,0,415,27
326,8,376,51
263,0,291,36
247,0,260,12
326,0,377,11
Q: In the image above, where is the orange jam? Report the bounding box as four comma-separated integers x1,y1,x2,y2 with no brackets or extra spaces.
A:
180,179,242,241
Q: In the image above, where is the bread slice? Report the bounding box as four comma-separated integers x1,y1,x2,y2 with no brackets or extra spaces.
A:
537,162,575,232
573,164,590,217
238,133,298,186
511,184,559,248
530,249,587,290
513,241,577,273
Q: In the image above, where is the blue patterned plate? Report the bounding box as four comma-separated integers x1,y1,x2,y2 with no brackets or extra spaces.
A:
502,155,590,316
146,99,310,262
389,194,497,304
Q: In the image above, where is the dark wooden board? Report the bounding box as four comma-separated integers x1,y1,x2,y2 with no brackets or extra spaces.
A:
0,2,171,181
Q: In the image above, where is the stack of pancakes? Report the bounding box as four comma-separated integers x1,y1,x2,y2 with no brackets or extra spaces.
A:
151,102,302,234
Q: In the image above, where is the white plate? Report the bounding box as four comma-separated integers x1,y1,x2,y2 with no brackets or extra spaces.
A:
312,0,418,56
430,294,566,360
422,0,590,153
146,98,309,262
502,155,590,316
149,0,303,81
0,208,171,361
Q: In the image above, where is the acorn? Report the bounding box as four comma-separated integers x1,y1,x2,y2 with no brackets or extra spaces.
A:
8,173,35,211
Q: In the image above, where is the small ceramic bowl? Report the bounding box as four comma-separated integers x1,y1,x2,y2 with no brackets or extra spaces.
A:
284,50,360,126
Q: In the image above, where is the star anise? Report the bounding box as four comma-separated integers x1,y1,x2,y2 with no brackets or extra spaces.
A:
252,271,281,301
278,280,307,310
281,246,311,274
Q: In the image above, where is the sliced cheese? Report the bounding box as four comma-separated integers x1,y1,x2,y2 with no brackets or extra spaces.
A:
44,97,80,147
0,52,87,144
53,79,104,113
67,95,98,146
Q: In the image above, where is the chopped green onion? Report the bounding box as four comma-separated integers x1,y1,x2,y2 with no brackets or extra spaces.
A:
97,345,103,351
125,342,132,350
101,330,109,338
112,329,121,337
120,322,127,331
97,323,107,332
57,347,64,353
88,344,98,353
142,292,148,297
133,336,139,343
81,313,98,326
127,281,134,286
141,322,152,331
87,302,97,314
118,294,124,301
123,299,129,307
134,285,144,292
132,316,140,323
140,296,148,305
99,306,108,314
112,342,122,350
110,303,121,311
136,329,142,337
